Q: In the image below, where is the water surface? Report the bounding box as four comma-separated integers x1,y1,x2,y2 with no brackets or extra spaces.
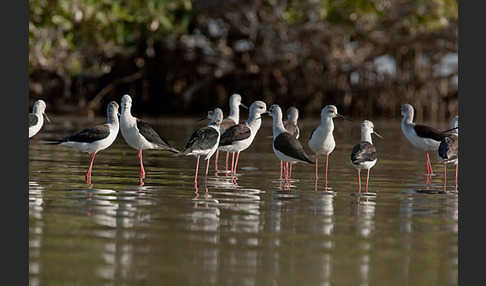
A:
29,116,458,286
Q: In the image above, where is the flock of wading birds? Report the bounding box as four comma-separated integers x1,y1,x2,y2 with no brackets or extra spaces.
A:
29,94,459,192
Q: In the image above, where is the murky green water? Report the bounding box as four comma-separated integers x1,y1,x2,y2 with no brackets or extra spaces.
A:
29,116,458,286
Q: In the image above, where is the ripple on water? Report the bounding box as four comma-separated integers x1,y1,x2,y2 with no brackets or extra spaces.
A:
28,118,458,286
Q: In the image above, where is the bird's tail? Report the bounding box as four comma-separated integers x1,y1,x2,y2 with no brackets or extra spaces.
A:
39,140,62,145
158,144,181,154
303,154,314,164
174,148,191,157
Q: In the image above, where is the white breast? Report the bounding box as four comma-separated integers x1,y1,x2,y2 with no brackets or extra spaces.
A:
29,114,43,138
62,124,119,154
272,144,302,164
219,134,254,153
120,116,157,150
218,123,260,153
351,159,377,170
401,123,440,151
308,126,336,155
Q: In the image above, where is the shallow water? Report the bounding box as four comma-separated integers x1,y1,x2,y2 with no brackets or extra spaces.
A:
29,116,458,286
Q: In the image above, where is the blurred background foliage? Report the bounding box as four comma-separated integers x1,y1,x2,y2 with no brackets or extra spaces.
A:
29,0,457,120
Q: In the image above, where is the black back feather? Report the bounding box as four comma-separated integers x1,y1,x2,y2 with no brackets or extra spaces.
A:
183,127,219,153
414,124,446,142
58,124,110,143
137,119,172,147
219,123,251,146
274,132,313,163
438,135,458,162
351,142,377,164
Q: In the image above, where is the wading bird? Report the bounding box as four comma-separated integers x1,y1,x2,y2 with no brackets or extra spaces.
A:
400,104,446,181
350,120,383,193
120,94,179,184
438,115,459,191
179,108,223,187
214,94,247,171
268,104,313,186
29,99,50,139
308,105,344,190
52,101,120,185
282,106,300,178
218,101,267,183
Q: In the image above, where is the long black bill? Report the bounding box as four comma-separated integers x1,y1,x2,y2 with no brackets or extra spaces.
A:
373,131,384,139
44,113,51,123
441,126,458,133
336,114,352,121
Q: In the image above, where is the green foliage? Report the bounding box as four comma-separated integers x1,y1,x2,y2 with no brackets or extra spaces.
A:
281,0,457,29
29,0,193,75
29,0,457,120
30,0,456,76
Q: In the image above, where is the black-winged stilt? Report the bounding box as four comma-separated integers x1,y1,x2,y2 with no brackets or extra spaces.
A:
119,94,179,183
218,101,267,181
282,106,300,178
179,108,223,187
214,94,248,171
283,106,300,139
350,120,383,193
438,115,459,191
268,104,313,186
52,101,120,185
29,99,50,138
400,104,446,179
308,105,344,189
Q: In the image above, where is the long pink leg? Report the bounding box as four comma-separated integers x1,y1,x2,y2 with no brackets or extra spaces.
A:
315,157,319,180
225,152,229,171
85,152,97,184
194,156,200,187
280,161,283,180
325,155,329,189
289,163,293,179
424,153,432,184
281,163,284,185
425,153,429,174
285,162,289,185
425,152,432,185
357,169,361,193
138,150,146,179
205,158,210,177
214,150,219,171
285,162,290,190
455,163,458,191
426,152,433,174
231,152,235,174
365,168,370,193
234,152,240,175
443,163,447,191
